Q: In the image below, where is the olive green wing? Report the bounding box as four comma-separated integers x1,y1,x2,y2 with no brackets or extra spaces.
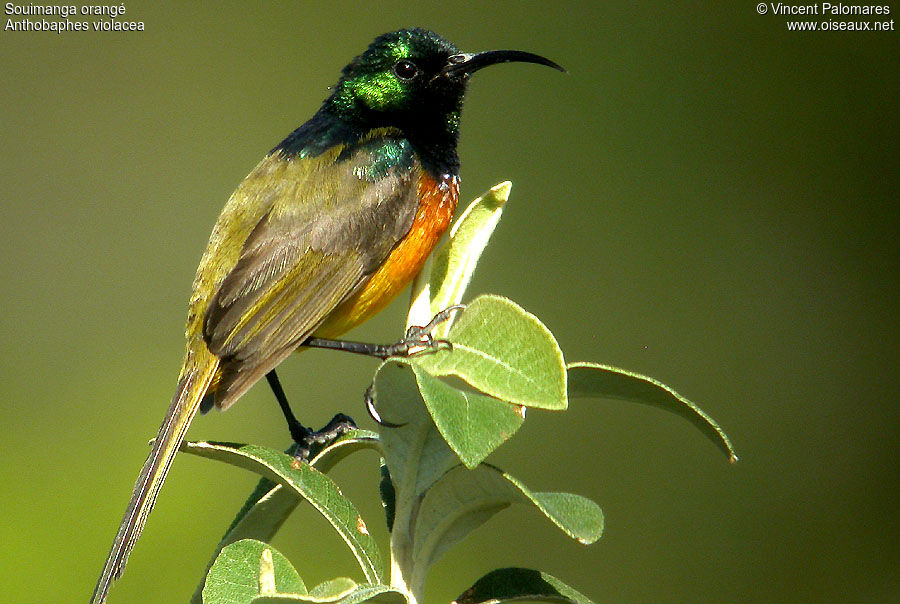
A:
201,145,420,409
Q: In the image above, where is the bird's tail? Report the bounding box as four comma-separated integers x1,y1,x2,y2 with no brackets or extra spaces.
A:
90,350,219,604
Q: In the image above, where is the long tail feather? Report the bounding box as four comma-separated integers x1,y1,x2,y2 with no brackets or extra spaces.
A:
90,353,218,604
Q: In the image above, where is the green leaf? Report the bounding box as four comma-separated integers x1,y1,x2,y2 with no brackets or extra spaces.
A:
321,584,407,604
307,430,381,473
372,361,523,600
408,182,510,336
412,365,524,469
412,464,602,574
567,362,738,463
371,361,462,499
306,578,358,600
372,357,596,603
453,568,595,604
373,360,523,471
204,541,405,604
188,433,380,604
412,295,567,410
202,539,306,604
192,480,298,604
254,582,407,604
181,441,384,584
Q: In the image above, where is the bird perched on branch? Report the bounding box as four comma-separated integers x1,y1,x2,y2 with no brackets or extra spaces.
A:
91,27,563,603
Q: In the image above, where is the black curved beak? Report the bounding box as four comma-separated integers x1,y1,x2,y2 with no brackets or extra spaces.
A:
443,49,566,77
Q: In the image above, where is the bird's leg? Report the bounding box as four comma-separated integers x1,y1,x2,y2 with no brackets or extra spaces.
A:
265,370,356,460
304,304,465,360
266,370,308,442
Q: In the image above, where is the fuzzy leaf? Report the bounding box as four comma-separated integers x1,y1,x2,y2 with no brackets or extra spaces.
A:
454,568,595,604
204,541,404,604
412,464,602,573
373,360,523,471
181,441,384,584
371,361,461,499
412,295,567,410
412,365,524,468
202,539,305,604
567,362,738,463
187,433,380,604
254,582,406,604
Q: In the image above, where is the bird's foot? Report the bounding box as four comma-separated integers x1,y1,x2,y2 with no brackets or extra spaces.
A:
360,306,466,430
380,304,466,359
289,413,357,462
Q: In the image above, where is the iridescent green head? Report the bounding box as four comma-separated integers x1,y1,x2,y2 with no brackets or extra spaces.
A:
326,28,564,143
332,29,460,117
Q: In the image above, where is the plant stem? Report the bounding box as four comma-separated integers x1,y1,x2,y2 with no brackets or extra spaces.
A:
389,496,424,604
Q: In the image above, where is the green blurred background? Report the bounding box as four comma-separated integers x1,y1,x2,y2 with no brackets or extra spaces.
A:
2,2,898,602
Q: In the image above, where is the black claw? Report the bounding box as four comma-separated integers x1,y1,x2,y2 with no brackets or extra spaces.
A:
292,413,358,460
365,384,405,428
288,422,313,447
384,305,466,358
291,443,312,462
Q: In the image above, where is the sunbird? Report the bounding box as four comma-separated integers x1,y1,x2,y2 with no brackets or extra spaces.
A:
91,28,563,603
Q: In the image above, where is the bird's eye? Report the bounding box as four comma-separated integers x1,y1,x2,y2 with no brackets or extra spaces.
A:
393,59,419,81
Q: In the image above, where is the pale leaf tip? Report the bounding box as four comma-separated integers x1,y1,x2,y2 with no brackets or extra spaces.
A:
259,548,276,595
489,181,512,204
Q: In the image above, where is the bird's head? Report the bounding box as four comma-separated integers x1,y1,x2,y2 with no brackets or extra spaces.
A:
327,28,564,137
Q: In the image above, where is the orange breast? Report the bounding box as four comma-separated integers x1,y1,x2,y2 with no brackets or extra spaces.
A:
312,170,459,338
